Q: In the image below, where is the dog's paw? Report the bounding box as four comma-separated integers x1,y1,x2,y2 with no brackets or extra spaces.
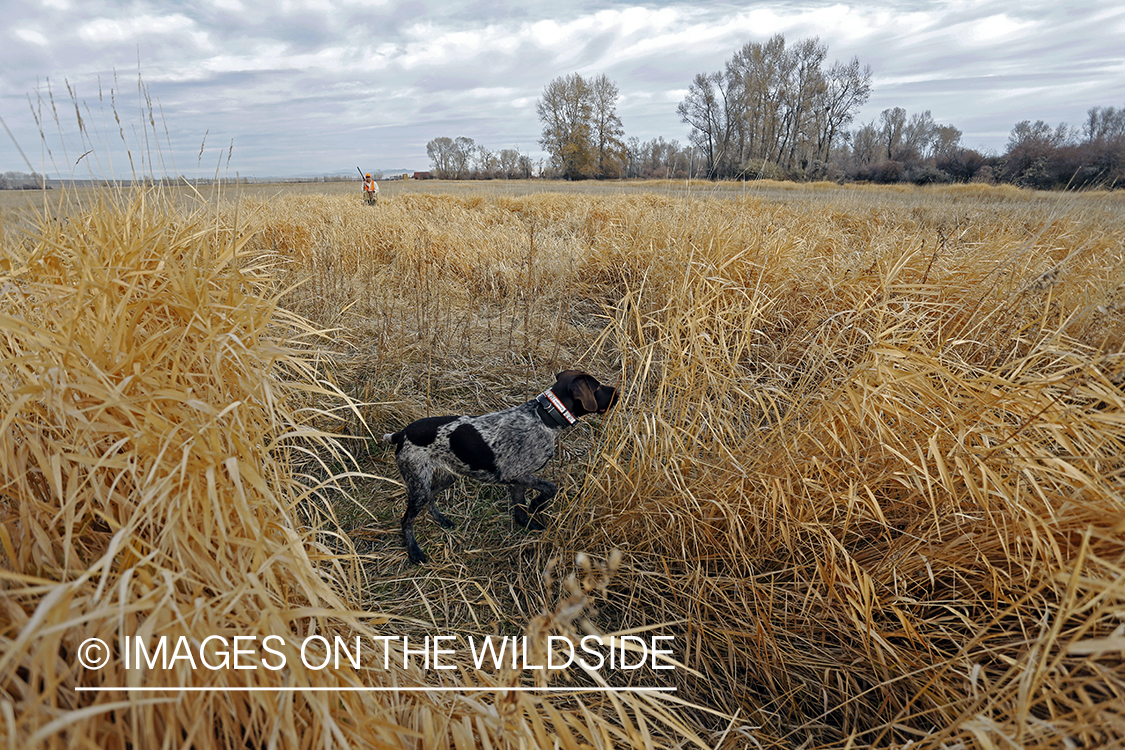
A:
512,506,546,531
407,544,428,565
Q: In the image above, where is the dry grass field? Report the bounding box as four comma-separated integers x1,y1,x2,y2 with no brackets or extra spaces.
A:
3,177,1125,749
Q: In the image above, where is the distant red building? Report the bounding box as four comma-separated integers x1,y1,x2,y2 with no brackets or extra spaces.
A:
412,172,433,180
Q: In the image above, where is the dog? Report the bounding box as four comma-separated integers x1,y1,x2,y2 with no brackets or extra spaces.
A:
383,370,618,564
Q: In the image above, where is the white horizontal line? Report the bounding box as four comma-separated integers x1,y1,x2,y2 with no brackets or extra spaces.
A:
76,686,677,693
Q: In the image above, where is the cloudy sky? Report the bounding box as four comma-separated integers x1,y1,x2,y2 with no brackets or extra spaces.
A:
3,0,1123,179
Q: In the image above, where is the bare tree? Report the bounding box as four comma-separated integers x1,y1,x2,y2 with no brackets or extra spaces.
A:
624,136,642,178
426,137,457,178
590,74,626,178
471,145,498,178
850,121,880,166
537,73,594,180
815,56,872,165
497,149,520,178
879,107,907,160
1084,105,1125,142
931,124,963,160
726,34,791,173
775,37,827,171
902,110,937,160
628,136,694,178
1007,120,1072,152
451,136,476,178
677,72,732,179
1003,119,1075,186
517,154,535,178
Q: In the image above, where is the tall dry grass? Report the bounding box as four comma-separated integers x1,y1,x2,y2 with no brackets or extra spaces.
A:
572,190,1125,747
222,182,1124,748
0,187,690,749
3,177,1124,749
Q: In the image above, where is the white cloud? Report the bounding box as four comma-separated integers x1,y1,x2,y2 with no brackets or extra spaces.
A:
15,28,49,46
397,23,521,70
951,13,1038,46
616,6,680,37
78,14,199,43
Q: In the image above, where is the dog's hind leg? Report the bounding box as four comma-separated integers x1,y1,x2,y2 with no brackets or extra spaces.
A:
401,470,434,564
427,470,456,529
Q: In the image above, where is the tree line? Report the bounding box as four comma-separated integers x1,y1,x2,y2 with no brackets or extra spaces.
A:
844,105,1125,189
0,171,46,189
424,137,535,180
424,133,699,181
425,73,630,180
422,33,1125,189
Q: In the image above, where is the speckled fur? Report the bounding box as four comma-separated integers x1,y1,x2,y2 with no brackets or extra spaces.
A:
383,370,617,564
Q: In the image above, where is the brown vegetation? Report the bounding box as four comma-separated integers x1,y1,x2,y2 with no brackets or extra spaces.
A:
3,180,1124,748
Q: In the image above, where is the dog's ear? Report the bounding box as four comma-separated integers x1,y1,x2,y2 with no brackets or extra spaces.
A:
569,375,599,412
555,369,582,382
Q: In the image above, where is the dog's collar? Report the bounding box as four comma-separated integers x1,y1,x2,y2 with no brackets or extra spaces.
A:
536,389,577,428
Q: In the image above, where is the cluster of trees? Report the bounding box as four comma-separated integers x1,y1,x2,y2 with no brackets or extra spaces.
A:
0,171,46,189
536,73,627,179
428,73,628,180
994,106,1125,189
846,107,968,184
623,137,696,179
526,37,873,182
424,136,535,179
425,133,697,181
678,34,872,180
840,104,1125,189
420,31,1125,190
673,35,1123,189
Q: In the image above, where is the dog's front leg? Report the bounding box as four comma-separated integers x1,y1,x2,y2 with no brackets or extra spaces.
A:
526,476,557,513
427,470,456,529
506,476,556,530
507,485,543,530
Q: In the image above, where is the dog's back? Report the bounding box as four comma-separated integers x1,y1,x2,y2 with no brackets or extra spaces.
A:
386,403,554,483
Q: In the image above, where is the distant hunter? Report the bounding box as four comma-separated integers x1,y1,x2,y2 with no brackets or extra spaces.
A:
362,172,379,205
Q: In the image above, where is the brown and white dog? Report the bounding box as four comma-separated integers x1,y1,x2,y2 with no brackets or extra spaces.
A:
383,370,618,564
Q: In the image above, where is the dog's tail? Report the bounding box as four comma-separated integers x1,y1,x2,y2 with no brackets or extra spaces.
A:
382,430,403,448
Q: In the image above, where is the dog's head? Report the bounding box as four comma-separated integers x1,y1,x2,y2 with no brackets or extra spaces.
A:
552,370,618,418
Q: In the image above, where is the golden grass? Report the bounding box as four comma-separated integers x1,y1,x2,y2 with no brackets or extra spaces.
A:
0,187,690,749
3,178,1124,749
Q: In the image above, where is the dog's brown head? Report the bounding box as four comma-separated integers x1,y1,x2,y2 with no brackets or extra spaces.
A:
552,370,618,418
